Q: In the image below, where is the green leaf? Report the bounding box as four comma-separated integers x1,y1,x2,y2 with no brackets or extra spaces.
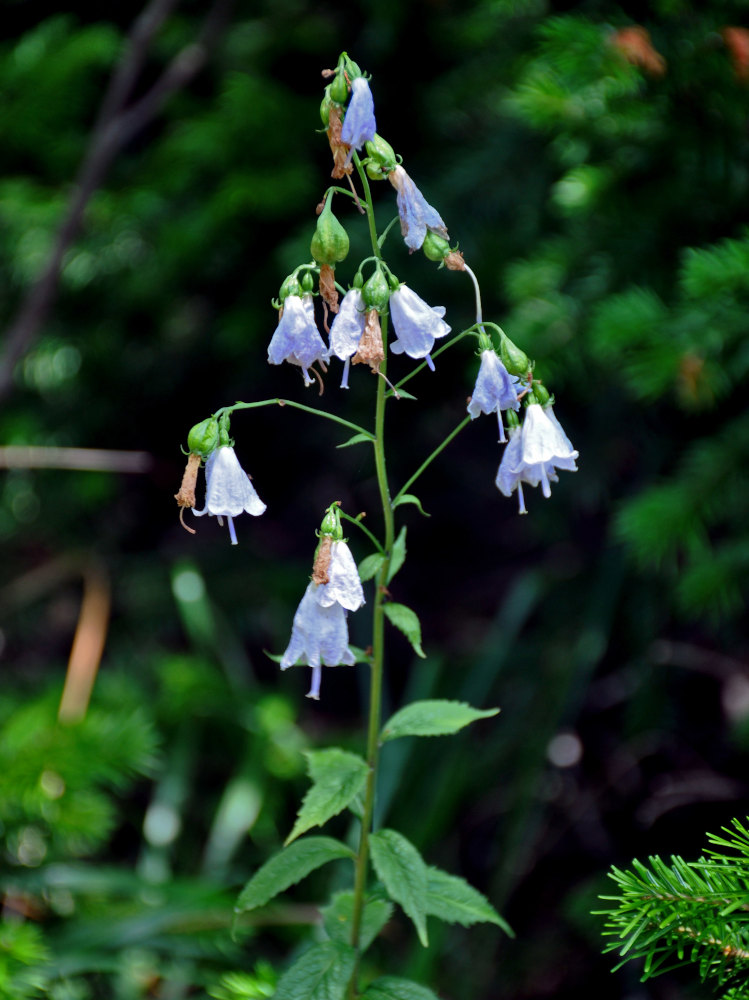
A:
235,837,354,913
361,976,440,1000
387,527,407,584
392,494,430,517
369,829,429,947
380,700,499,742
383,603,426,659
337,432,373,448
424,866,514,936
286,749,369,844
358,553,385,582
274,941,356,1000
388,388,417,401
321,891,393,952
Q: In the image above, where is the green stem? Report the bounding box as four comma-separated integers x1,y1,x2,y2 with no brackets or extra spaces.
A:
393,415,472,505
214,398,374,441
339,510,385,554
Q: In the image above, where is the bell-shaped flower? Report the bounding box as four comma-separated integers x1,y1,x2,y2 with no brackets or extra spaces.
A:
193,446,266,543
317,540,365,611
340,78,377,156
496,404,578,513
268,293,329,386
467,349,521,442
280,582,357,700
329,288,366,388
388,164,449,251
389,283,451,370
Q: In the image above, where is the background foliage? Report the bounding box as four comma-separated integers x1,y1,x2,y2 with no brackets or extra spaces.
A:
1,1,748,998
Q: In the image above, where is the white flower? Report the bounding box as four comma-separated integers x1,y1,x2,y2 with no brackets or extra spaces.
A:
329,288,366,388
340,78,377,154
193,446,266,543
318,540,365,611
267,293,329,386
388,164,448,251
389,284,451,370
467,349,520,442
496,404,578,513
280,582,357,700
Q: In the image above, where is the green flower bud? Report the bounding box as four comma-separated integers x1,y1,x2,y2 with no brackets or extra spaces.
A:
187,417,219,459
477,331,493,352
532,383,550,406
422,231,451,262
329,72,348,105
279,274,302,301
319,503,343,539
506,409,521,429
361,267,390,312
300,271,315,293
364,134,397,177
353,271,364,289
310,197,350,266
386,271,400,292
320,87,333,126
500,336,531,376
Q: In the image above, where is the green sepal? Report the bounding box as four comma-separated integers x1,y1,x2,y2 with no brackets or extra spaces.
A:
319,503,343,541
279,274,302,301
186,417,219,459
392,494,430,517
321,891,393,952
422,231,451,263
274,941,356,1000
361,978,441,1000
383,603,426,658
499,335,530,376
336,432,374,448
234,836,354,914
424,865,514,936
380,700,499,742
329,72,348,105
362,267,390,312
369,829,429,947
358,553,385,582
285,749,369,845
386,526,407,584
534,383,551,406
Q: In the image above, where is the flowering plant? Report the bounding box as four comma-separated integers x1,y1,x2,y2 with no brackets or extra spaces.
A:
174,51,578,1000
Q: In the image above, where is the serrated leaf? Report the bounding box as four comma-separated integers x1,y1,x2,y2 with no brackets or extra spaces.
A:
235,837,354,913
361,976,440,1000
358,553,385,582
337,432,374,448
383,603,425,659
370,829,429,947
381,700,499,742
286,749,369,844
321,891,393,952
424,866,514,936
386,527,407,584
391,494,430,517
274,941,356,1000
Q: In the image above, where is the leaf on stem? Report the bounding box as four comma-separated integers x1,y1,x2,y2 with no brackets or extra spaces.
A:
383,603,426,658
380,700,499,742
235,836,354,913
361,977,441,1000
321,891,393,952
424,865,514,935
285,749,370,845
274,940,356,1000
370,828,429,947
337,432,374,448
358,553,386,582
387,526,407,584
392,493,430,516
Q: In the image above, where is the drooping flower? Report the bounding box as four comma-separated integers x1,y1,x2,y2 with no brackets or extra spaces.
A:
280,582,357,700
389,284,451,369
496,403,578,513
388,164,449,251
329,288,366,387
467,349,521,442
340,77,377,155
193,446,266,543
267,293,329,387
316,539,365,611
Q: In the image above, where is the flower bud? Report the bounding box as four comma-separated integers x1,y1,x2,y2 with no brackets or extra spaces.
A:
319,502,343,539
499,336,531,376
320,88,333,126
187,418,219,459
478,331,494,352
531,382,550,406
361,267,390,312
329,72,349,105
300,271,315,294
365,134,397,178
279,274,302,301
422,231,451,262
310,197,350,266
506,408,521,429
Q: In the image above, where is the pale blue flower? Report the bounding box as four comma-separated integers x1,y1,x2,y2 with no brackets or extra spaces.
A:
341,78,376,154
467,349,520,442
193,446,266,544
388,164,448,251
329,288,366,388
317,540,365,611
267,293,329,386
496,404,578,513
389,284,451,369
280,581,357,700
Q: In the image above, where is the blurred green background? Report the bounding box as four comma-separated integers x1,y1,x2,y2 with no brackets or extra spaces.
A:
2,0,749,997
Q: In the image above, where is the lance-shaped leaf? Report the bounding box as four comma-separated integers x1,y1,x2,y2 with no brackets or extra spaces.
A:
286,749,370,844
392,493,430,516
381,700,499,742
337,431,375,448
358,553,385,582
235,836,354,913
370,828,429,946
424,865,514,936
387,526,407,584
383,603,426,659
361,977,441,1000
321,891,393,952
274,940,356,1000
